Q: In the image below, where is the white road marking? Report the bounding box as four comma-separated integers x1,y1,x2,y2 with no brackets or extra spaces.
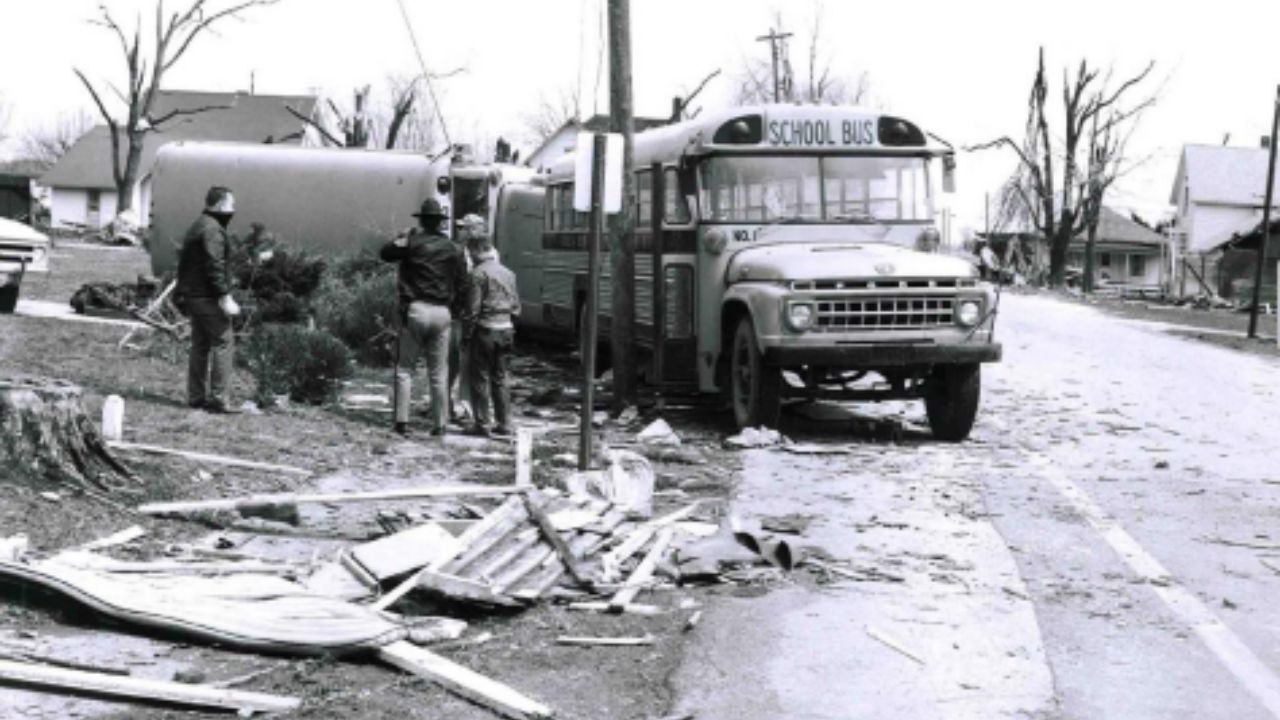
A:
1018,446,1280,716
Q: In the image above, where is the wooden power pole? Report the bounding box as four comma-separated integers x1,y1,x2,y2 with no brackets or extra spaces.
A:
608,0,636,411
755,28,793,102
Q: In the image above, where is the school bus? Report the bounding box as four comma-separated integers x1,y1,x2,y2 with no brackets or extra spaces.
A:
493,104,1001,440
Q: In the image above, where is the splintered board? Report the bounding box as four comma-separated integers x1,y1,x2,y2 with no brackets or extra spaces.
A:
419,491,616,605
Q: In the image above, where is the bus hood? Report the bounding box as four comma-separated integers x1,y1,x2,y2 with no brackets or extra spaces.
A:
725,242,977,283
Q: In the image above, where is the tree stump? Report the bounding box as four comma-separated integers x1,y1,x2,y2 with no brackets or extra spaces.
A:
0,377,135,491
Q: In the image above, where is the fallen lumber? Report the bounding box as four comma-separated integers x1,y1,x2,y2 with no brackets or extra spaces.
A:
521,493,589,587
107,441,310,477
347,522,461,584
415,570,522,608
608,526,676,611
138,485,525,518
0,658,299,714
865,624,925,666
566,601,664,616
374,495,529,611
515,428,533,488
79,525,147,552
378,640,552,720
600,501,701,582
555,634,655,647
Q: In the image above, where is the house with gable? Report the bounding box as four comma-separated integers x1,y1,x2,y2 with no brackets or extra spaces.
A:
40,90,322,230
1169,142,1280,299
525,114,670,172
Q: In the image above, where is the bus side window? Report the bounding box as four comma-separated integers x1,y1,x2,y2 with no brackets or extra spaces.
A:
545,186,558,231
664,168,691,225
636,171,652,227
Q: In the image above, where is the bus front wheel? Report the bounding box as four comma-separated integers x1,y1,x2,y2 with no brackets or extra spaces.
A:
924,363,981,442
729,315,781,429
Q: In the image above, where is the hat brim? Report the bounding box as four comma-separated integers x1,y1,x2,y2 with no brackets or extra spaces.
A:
413,212,448,218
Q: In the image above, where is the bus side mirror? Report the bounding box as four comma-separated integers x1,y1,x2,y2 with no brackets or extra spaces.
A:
941,154,956,194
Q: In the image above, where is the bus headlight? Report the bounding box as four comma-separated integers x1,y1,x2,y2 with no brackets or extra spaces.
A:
702,228,728,256
786,302,815,331
956,300,981,327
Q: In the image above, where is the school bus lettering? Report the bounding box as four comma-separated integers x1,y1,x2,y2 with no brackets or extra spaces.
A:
767,118,875,148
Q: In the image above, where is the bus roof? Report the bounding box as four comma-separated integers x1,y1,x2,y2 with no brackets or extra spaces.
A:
545,104,950,181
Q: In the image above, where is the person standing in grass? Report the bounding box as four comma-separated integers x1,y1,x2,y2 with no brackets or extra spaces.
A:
460,216,520,438
381,198,467,437
177,185,240,414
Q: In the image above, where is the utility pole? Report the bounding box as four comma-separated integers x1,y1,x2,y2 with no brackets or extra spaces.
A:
1248,85,1280,339
608,0,636,412
755,27,792,102
579,134,606,470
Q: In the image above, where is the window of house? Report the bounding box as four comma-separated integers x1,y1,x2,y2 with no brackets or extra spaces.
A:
87,190,101,213
1099,252,1111,268
1130,255,1146,277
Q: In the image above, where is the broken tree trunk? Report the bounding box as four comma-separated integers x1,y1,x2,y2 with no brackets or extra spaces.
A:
0,377,134,491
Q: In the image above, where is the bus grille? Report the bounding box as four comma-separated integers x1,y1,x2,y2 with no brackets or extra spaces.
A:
814,295,955,331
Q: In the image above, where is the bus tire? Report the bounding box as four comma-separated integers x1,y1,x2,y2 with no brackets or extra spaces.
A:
924,363,980,442
730,315,781,429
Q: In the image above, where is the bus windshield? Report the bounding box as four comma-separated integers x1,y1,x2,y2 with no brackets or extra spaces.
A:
699,155,932,224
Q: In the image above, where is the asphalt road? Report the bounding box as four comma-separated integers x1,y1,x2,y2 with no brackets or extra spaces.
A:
671,293,1280,720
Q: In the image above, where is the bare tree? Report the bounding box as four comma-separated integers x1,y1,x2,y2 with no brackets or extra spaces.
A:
969,48,1157,288
521,86,581,147
18,110,95,168
671,69,722,122
75,0,280,214
735,6,869,106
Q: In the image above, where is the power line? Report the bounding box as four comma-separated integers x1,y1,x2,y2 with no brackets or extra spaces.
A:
394,0,451,149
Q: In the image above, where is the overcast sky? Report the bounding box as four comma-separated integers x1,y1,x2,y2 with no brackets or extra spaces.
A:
1,0,1277,233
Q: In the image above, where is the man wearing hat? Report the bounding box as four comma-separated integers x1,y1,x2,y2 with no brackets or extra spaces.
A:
177,185,241,413
381,197,467,436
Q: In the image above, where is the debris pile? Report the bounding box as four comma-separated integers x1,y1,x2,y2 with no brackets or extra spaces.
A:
0,426,797,717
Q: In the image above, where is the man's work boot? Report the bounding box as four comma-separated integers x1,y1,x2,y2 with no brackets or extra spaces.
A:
393,421,411,437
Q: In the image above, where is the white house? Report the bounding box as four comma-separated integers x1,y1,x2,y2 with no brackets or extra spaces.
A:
525,114,670,173
1169,142,1280,297
41,90,321,231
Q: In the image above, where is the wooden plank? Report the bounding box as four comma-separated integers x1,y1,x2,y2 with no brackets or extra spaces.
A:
474,529,542,581
566,601,664,616
600,501,701,582
378,640,553,720
515,428,533,488
515,509,627,600
555,634,655,647
374,495,526,611
491,546,555,595
108,441,311,477
415,570,522,608
442,497,532,575
80,526,147,551
349,522,461,583
139,485,524,517
608,526,675,611
521,493,589,587
0,658,299,713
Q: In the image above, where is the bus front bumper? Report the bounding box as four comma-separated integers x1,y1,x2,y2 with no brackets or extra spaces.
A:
763,342,1002,367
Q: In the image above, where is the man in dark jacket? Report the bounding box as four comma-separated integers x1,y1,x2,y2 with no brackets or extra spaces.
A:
381,198,467,436
461,217,520,437
177,186,240,413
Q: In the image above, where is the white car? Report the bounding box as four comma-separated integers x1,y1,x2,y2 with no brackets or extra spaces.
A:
0,218,50,313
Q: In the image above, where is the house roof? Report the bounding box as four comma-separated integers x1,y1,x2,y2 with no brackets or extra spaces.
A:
981,205,1166,248
1169,144,1280,207
526,114,670,166
41,91,316,190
